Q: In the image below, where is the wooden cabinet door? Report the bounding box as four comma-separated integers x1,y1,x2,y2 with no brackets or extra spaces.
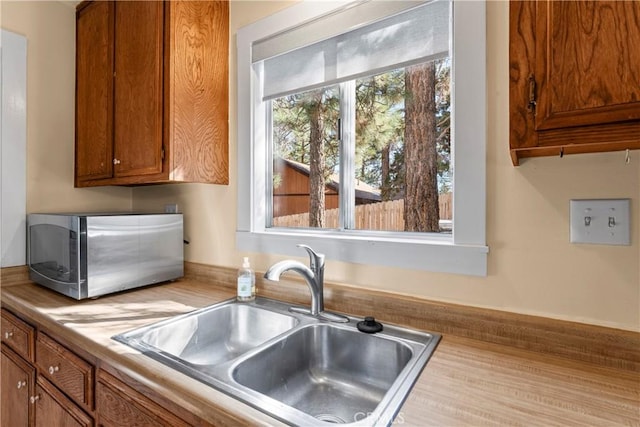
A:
113,1,164,179
75,1,114,184
167,0,229,184
509,1,640,165
1,344,34,427
75,0,228,186
534,1,640,131
33,377,93,427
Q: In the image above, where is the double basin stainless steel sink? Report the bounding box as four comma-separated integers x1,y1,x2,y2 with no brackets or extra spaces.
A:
113,297,441,426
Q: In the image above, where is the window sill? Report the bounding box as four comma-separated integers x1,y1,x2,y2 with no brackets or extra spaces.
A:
236,230,488,276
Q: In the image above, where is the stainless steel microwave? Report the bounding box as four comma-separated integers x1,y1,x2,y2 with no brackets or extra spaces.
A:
27,213,184,299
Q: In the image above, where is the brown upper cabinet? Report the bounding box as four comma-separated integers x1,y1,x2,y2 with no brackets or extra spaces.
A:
75,1,229,186
509,1,640,166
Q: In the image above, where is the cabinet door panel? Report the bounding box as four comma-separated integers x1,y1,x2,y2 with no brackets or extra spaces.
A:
114,1,164,178
535,1,640,131
34,377,93,427
169,0,229,184
1,344,34,427
75,1,114,183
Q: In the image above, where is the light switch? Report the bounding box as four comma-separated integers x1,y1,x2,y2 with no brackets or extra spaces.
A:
570,199,630,245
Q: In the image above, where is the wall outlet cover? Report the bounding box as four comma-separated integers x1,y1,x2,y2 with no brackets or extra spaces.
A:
164,204,179,214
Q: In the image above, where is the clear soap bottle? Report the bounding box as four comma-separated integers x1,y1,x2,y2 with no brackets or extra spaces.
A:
237,257,255,302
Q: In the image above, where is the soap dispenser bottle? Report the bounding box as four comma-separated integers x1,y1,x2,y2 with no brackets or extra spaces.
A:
237,257,255,302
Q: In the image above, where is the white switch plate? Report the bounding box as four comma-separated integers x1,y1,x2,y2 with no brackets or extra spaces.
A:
570,199,630,245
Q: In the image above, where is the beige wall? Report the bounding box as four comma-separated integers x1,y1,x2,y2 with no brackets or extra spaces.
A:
1,1,131,213
5,1,637,331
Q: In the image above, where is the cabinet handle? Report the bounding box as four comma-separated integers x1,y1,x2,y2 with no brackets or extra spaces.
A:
4,331,14,339
527,74,537,113
48,365,60,375
17,380,27,389
113,158,121,165
30,395,40,404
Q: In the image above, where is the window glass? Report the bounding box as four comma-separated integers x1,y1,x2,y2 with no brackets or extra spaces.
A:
269,57,451,234
353,58,451,233
271,86,340,229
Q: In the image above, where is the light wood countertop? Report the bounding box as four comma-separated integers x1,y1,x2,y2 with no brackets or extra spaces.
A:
2,271,638,426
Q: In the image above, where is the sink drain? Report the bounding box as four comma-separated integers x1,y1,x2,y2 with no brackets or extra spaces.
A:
315,414,346,424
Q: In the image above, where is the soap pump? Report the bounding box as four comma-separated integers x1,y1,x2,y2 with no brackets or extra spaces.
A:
237,257,256,302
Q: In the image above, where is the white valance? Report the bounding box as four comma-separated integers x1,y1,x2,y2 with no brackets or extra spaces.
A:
254,0,451,100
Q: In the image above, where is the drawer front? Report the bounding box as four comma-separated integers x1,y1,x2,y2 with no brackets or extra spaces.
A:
1,308,35,361
35,332,94,409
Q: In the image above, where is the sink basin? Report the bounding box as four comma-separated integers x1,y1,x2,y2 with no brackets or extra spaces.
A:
114,301,298,366
233,324,413,424
113,297,440,426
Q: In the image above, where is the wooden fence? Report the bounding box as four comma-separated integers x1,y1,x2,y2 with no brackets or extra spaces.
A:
273,193,452,231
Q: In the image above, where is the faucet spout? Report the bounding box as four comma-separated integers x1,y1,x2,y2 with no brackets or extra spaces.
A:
264,244,335,317
264,245,347,322
264,260,322,315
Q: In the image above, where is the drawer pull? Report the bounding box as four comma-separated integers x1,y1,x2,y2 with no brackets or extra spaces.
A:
29,395,40,404
48,365,60,375
4,331,13,339
17,380,27,389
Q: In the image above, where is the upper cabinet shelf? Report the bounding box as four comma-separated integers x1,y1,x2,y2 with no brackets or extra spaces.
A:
75,1,229,186
509,1,640,166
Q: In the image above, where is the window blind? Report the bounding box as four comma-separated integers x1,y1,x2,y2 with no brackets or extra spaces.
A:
255,0,451,100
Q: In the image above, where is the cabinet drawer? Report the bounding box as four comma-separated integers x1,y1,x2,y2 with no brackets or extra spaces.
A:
35,332,94,409
1,308,35,362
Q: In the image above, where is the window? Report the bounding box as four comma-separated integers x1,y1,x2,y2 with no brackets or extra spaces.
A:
237,0,488,276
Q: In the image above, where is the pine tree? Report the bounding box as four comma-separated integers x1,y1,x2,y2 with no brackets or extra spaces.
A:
404,62,440,232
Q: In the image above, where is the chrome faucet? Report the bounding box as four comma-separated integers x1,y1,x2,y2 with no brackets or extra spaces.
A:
264,245,348,322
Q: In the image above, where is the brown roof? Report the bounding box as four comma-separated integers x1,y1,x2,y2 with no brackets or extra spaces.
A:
277,158,381,202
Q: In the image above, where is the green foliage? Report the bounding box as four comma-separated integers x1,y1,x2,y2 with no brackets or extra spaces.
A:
273,173,282,190
271,57,452,207
354,58,452,196
435,59,452,193
355,69,405,199
272,87,340,179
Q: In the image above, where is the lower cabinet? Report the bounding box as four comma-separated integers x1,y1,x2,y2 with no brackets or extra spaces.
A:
1,344,91,427
1,344,34,426
96,370,189,427
33,376,93,427
1,308,195,427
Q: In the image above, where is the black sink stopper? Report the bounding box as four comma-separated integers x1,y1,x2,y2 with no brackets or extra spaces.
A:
357,316,383,333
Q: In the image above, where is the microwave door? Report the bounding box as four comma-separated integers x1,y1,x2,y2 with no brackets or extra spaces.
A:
27,215,85,298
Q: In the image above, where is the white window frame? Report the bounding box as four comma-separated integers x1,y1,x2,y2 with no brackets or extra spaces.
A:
237,0,488,276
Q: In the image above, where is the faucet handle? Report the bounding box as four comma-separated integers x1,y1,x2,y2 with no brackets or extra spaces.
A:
296,244,324,270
